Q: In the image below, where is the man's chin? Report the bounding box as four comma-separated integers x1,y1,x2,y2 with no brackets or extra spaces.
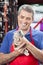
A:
21,28,28,31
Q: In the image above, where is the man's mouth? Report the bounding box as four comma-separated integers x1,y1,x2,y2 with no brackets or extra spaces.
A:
22,23,27,27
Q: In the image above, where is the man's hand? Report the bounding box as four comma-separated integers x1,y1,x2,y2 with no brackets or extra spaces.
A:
14,36,30,56
14,42,26,55
13,30,30,56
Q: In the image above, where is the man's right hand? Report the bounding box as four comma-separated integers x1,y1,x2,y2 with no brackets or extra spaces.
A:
14,42,26,56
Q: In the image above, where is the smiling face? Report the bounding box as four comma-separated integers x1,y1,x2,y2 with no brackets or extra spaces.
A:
18,9,33,31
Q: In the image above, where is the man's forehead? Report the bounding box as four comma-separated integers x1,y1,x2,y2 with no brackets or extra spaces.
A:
19,10,33,17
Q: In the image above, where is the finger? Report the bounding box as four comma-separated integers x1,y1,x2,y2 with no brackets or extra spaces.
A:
18,47,25,54
18,43,26,49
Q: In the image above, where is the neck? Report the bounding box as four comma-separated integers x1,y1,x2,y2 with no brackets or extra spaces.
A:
19,27,30,35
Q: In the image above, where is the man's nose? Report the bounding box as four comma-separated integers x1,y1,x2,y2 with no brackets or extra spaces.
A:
22,18,27,22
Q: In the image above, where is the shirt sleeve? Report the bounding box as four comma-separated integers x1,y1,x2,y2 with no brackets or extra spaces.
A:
40,32,43,49
37,32,43,49
0,33,9,53
33,30,43,50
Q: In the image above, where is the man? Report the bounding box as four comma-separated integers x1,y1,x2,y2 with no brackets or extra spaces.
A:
0,4,43,65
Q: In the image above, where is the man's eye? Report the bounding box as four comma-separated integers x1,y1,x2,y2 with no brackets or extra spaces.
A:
26,17,31,20
20,16,24,19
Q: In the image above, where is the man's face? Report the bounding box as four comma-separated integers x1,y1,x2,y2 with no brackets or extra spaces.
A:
18,9,33,31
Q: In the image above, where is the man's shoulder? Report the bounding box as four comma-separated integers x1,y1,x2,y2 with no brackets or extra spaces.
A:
32,28,43,36
4,29,16,40
6,29,16,36
32,29,43,43
32,29,43,49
